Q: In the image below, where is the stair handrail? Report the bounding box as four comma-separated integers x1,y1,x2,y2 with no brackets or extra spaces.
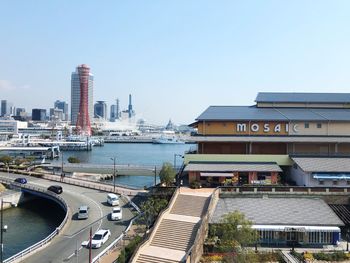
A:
183,187,220,263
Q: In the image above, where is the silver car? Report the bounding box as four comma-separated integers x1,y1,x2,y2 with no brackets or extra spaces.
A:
78,205,89,220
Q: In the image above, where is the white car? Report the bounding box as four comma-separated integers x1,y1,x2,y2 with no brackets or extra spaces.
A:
107,193,120,206
110,206,122,221
90,229,111,248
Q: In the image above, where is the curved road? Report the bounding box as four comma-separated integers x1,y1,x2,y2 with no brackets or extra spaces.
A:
0,172,136,263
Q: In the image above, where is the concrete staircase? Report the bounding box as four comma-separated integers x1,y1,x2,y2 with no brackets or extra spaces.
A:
133,189,213,263
151,219,200,251
170,194,209,217
136,254,181,263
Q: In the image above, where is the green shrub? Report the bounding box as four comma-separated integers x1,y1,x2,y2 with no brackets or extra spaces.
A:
313,251,348,261
190,180,201,189
67,156,80,163
116,235,143,263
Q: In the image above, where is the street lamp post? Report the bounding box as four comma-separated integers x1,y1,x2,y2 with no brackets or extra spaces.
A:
110,157,117,193
0,199,16,263
174,154,184,186
61,151,64,182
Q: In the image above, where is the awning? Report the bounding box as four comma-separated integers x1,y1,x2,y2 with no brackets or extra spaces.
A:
313,173,350,180
200,172,233,177
252,225,340,232
185,162,282,172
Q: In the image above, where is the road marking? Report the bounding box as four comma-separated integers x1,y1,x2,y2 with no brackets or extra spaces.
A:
66,246,83,261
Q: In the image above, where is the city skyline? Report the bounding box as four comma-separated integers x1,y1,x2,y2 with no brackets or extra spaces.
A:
1,1,350,125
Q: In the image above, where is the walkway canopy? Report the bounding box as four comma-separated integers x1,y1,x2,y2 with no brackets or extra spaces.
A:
184,161,282,173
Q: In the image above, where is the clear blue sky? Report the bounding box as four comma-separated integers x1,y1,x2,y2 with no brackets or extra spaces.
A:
1,1,350,124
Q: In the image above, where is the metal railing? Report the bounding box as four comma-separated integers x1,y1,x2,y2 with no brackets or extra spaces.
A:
0,178,69,263
0,168,147,196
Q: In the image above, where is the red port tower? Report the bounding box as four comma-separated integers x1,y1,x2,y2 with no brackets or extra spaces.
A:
76,64,92,136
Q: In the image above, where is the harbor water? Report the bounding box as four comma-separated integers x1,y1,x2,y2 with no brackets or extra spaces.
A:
53,143,195,188
4,196,65,260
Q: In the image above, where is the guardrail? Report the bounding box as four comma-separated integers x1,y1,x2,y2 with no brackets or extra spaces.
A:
0,168,147,196
0,178,69,263
92,215,140,263
121,194,141,214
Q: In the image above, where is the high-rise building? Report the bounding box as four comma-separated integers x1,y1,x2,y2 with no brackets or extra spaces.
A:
94,101,107,119
1,100,7,117
128,94,134,118
14,108,27,121
16,108,25,116
1,100,14,117
71,64,94,125
110,105,117,121
32,109,47,121
110,99,120,121
50,108,64,121
54,100,68,121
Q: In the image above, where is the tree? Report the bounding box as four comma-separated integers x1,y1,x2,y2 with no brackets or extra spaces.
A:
0,155,13,168
159,162,176,186
140,197,168,229
67,156,80,163
209,211,258,253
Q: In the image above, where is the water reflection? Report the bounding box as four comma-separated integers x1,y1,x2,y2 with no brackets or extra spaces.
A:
3,195,65,259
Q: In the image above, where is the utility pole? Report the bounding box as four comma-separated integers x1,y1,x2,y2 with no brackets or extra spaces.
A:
61,152,64,181
89,227,92,263
110,157,117,193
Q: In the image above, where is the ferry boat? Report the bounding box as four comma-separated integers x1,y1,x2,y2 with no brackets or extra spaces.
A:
152,136,185,144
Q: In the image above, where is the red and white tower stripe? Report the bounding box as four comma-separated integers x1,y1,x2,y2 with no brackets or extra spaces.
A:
76,64,92,136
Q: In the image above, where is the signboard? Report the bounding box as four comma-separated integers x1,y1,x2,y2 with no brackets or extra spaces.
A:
236,122,289,135
284,227,306,233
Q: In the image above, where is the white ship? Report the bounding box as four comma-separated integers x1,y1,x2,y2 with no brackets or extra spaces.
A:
152,136,185,144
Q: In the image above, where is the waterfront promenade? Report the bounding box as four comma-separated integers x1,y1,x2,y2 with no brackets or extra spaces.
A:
0,172,139,263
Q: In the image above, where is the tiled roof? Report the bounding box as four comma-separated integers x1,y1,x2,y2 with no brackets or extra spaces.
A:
255,92,350,103
210,197,344,226
292,157,350,173
196,106,350,121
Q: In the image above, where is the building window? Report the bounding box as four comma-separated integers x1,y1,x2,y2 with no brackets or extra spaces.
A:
317,123,322,128
347,181,350,185
319,180,324,185
305,123,309,128
333,180,338,185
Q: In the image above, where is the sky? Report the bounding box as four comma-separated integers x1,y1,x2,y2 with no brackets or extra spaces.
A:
1,1,350,125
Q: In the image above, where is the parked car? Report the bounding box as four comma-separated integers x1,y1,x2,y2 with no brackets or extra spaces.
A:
47,185,63,194
14,178,27,184
89,229,111,248
78,205,89,220
107,193,119,206
110,206,122,221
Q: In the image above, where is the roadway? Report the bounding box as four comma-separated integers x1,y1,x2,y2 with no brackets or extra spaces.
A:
0,172,136,263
